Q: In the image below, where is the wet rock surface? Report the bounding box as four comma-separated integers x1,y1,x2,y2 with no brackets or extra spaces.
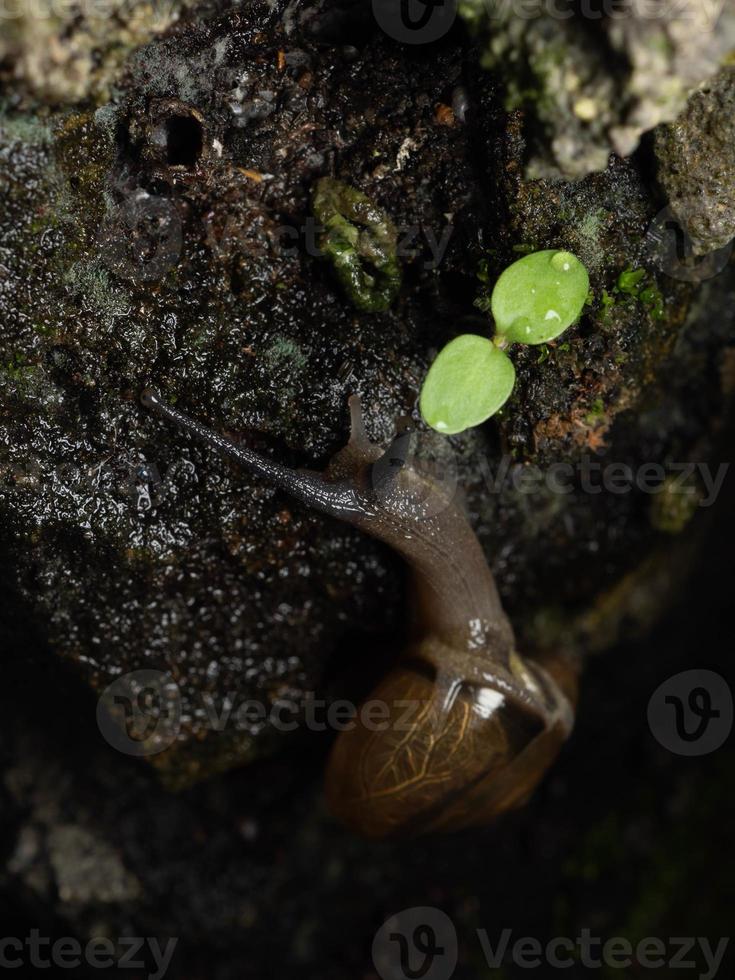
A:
0,0,734,972
1,0,488,785
1,0,733,778
0,0,207,104
656,66,735,255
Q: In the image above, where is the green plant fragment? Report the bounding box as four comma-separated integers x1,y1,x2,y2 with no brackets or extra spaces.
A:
312,177,401,313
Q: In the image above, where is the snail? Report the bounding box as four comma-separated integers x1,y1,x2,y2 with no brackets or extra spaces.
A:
141,388,577,838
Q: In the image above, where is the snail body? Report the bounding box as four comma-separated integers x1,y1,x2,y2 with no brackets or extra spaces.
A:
141,389,576,837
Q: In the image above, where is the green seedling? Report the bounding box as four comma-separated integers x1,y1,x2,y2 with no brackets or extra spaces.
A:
419,335,516,435
421,250,590,434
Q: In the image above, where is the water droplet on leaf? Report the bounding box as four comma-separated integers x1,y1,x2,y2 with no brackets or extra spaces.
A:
491,249,589,344
550,250,575,272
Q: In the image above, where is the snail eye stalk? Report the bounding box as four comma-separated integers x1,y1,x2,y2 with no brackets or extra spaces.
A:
140,388,324,505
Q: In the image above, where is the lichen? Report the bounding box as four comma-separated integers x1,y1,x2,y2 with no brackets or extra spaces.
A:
0,0,201,104
459,0,735,178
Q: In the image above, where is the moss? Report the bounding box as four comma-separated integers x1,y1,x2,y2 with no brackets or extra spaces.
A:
563,812,626,882
655,67,735,254
585,397,605,424
620,755,735,942
617,266,647,295
604,266,666,320
52,111,114,230
1,0,199,104
0,356,44,399
460,0,735,179
1,352,30,377
261,336,309,402
650,474,700,534
558,750,735,967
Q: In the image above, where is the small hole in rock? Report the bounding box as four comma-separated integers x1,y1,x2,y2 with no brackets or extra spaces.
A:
164,114,204,167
